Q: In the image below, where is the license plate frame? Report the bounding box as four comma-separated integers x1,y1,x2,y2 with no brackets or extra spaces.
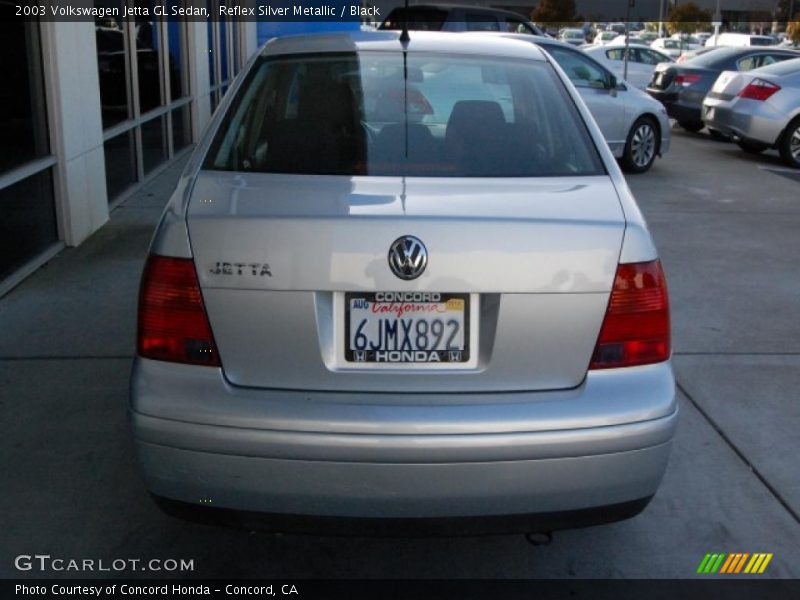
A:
344,292,471,365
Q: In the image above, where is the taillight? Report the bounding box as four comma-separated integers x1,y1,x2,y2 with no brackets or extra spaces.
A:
738,78,781,101
590,260,670,370
674,73,701,87
137,255,220,366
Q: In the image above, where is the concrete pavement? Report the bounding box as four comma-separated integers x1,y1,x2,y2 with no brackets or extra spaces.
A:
1,129,799,578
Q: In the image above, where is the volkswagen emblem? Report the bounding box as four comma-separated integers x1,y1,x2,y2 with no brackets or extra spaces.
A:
388,236,428,280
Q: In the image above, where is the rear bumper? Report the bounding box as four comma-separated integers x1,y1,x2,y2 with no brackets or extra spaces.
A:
647,89,702,124
702,101,785,146
150,493,655,536
130,358,678,525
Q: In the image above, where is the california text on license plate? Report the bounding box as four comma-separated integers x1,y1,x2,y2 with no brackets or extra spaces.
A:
345,292,470,363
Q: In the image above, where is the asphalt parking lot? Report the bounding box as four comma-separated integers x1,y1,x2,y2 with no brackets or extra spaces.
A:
1,125,799,579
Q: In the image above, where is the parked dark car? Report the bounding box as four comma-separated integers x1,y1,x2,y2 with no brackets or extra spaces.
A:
646,46,800,132
379,4,546,36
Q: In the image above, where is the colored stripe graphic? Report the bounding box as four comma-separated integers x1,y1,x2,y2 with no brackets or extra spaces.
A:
734,553,749,573
719,554,736,574
758,553,773,573
696,554,713,574
713,554,727,573
703,553,774,575
720,552,742,573
744,554,760,573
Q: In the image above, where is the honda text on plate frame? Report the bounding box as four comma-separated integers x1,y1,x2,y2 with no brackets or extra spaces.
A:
130,32,677,534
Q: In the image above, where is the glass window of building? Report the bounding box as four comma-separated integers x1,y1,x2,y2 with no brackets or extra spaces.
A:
0,7,58,282
94,3,194,204
94,1,130,130
0,13,50,172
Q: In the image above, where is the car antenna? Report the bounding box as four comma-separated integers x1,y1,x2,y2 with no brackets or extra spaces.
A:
399,0,410,45
400,0,410,162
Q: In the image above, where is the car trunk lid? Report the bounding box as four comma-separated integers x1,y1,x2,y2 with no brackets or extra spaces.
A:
706,70,752,100
186,172,626,393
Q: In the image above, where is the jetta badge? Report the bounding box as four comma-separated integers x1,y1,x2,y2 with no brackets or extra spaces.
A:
388,236,427,280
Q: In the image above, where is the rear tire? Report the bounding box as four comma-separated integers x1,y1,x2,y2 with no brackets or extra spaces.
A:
778,118,800,169
737,140,768,154
621,117,659,174
678,120,704,133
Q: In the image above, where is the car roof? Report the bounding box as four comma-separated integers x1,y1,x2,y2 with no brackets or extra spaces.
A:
465,31,569,49
586,42,655,50
260,31,548,61
701,46,798,57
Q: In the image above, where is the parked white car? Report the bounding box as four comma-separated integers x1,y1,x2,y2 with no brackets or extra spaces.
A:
593,31,619,45
560,28,587,46
652,37,700,57
695,32,712,45
583,43,674,90
705,33,776,48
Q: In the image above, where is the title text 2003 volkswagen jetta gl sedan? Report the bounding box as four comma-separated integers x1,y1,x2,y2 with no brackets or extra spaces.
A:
131,31,677,534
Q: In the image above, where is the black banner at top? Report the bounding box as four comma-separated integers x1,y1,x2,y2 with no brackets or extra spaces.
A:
4,1,367,23
2,0,783,24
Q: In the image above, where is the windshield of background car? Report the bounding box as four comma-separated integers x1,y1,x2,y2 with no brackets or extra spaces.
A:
204,52,605,177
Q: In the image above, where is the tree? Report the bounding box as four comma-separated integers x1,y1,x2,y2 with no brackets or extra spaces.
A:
666,2,712,35
788,21,800,45
530,0,578,29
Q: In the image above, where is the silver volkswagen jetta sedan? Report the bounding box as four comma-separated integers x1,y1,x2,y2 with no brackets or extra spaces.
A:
131,31,677,533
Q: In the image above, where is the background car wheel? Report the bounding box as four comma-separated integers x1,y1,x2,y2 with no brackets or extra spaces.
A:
622,117,659,174
778,118,800,169
678,120,704,133
737,140,768,154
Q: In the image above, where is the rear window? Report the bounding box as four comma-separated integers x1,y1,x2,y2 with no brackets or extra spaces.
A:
204,52,604,177
753,57,800,76
750,36,774,46
687,47,741,67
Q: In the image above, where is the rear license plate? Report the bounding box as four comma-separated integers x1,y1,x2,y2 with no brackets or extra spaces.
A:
345,292,469,363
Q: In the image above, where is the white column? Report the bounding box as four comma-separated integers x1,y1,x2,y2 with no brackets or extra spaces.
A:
242,21,259,60
187,21,212,142
40,21,109,247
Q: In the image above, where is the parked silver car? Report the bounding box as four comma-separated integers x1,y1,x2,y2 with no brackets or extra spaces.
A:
505,35,671,172
131,31,677,533
703,58,800,168
583,42,674,91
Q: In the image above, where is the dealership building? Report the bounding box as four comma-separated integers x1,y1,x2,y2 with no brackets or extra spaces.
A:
1,0,364,296
0,2,272,295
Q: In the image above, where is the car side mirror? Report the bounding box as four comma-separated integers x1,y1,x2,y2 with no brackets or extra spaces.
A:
607,74,619,95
